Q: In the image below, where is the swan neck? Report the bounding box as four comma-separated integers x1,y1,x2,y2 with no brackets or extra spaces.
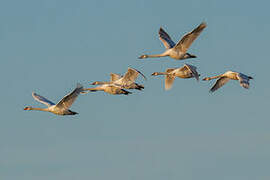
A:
95,81,108,85
84,87,102,91
30,107,50,112
208,75,222,80
147,53,168,58
154,72,167,76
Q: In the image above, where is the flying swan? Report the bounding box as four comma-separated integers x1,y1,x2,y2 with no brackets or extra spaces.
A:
203,71,253,92
151,64,200,90
139,22,206,60
24,84,83,115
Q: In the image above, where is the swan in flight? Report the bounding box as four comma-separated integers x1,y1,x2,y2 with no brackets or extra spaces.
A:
203,71,253,92
82,84,132,95
91,67,147,90
151,64,200,90
24,84,83,115
139,22,206,60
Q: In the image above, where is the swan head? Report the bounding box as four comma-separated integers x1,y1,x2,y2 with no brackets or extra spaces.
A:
91,81,100,85
202,77,210,81
138,54,148,59
151,72,159,76
24,106,32,110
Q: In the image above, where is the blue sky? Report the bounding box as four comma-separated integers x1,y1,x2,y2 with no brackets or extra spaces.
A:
1,0,270,179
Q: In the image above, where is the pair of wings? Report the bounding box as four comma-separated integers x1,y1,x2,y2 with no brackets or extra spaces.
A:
210,73,251,92
165,64,199,90
110,67,147,85
32,84,83,110
159,22,207,53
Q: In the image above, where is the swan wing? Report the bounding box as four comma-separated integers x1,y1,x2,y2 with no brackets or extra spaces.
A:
184,64,199,81
174,22,206,52
56,83,83,110
122,67,147,83
210,77,230,92
32,92,55,107
237,73,250,89
159,27,176,49
110,73,122,82
165,75,176,90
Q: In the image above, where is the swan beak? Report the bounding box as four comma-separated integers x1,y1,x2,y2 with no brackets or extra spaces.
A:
138,55,147,59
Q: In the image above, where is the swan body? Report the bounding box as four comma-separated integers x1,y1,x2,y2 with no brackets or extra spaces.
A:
24,84,83,115
139,22,206,60
91,67,146,91
151,64,200,90
203,71,253,92
83,84,131,95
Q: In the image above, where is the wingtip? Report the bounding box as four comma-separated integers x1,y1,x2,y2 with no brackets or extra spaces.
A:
159,27,165,34
199,22,207,28
165,86,172,91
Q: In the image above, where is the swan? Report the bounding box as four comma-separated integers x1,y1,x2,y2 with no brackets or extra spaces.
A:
151,64,200,90
139,22,206,60
24,84,83,115
202,71,253,92
82,84,131,95
91,67,147,90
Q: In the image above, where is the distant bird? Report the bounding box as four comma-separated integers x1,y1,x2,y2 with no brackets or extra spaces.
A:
203,71,253,92
91,67,147,90
139,22,206,60
24,84,83,115
151,64,200,90
82,84,132,95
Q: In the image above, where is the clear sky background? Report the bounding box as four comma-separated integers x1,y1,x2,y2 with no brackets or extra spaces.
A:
1,0,270,179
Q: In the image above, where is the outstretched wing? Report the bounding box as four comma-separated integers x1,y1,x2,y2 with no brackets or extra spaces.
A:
32,92,55,107
122,67,147,83
159,27,176,49
237,73,250,89
210,77,230,92
184,64,199,81
165,75,176,90
110,73,122,82
56,83,83,110
174,22,206,52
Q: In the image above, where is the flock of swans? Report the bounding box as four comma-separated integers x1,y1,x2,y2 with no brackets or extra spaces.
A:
24,22,253,115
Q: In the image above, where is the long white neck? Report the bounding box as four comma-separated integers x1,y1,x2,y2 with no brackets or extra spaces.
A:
83,87,104,91
205,75,223,80
146,52,168,58
152,72,168,76
29,107,50,112
93,81,110,85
